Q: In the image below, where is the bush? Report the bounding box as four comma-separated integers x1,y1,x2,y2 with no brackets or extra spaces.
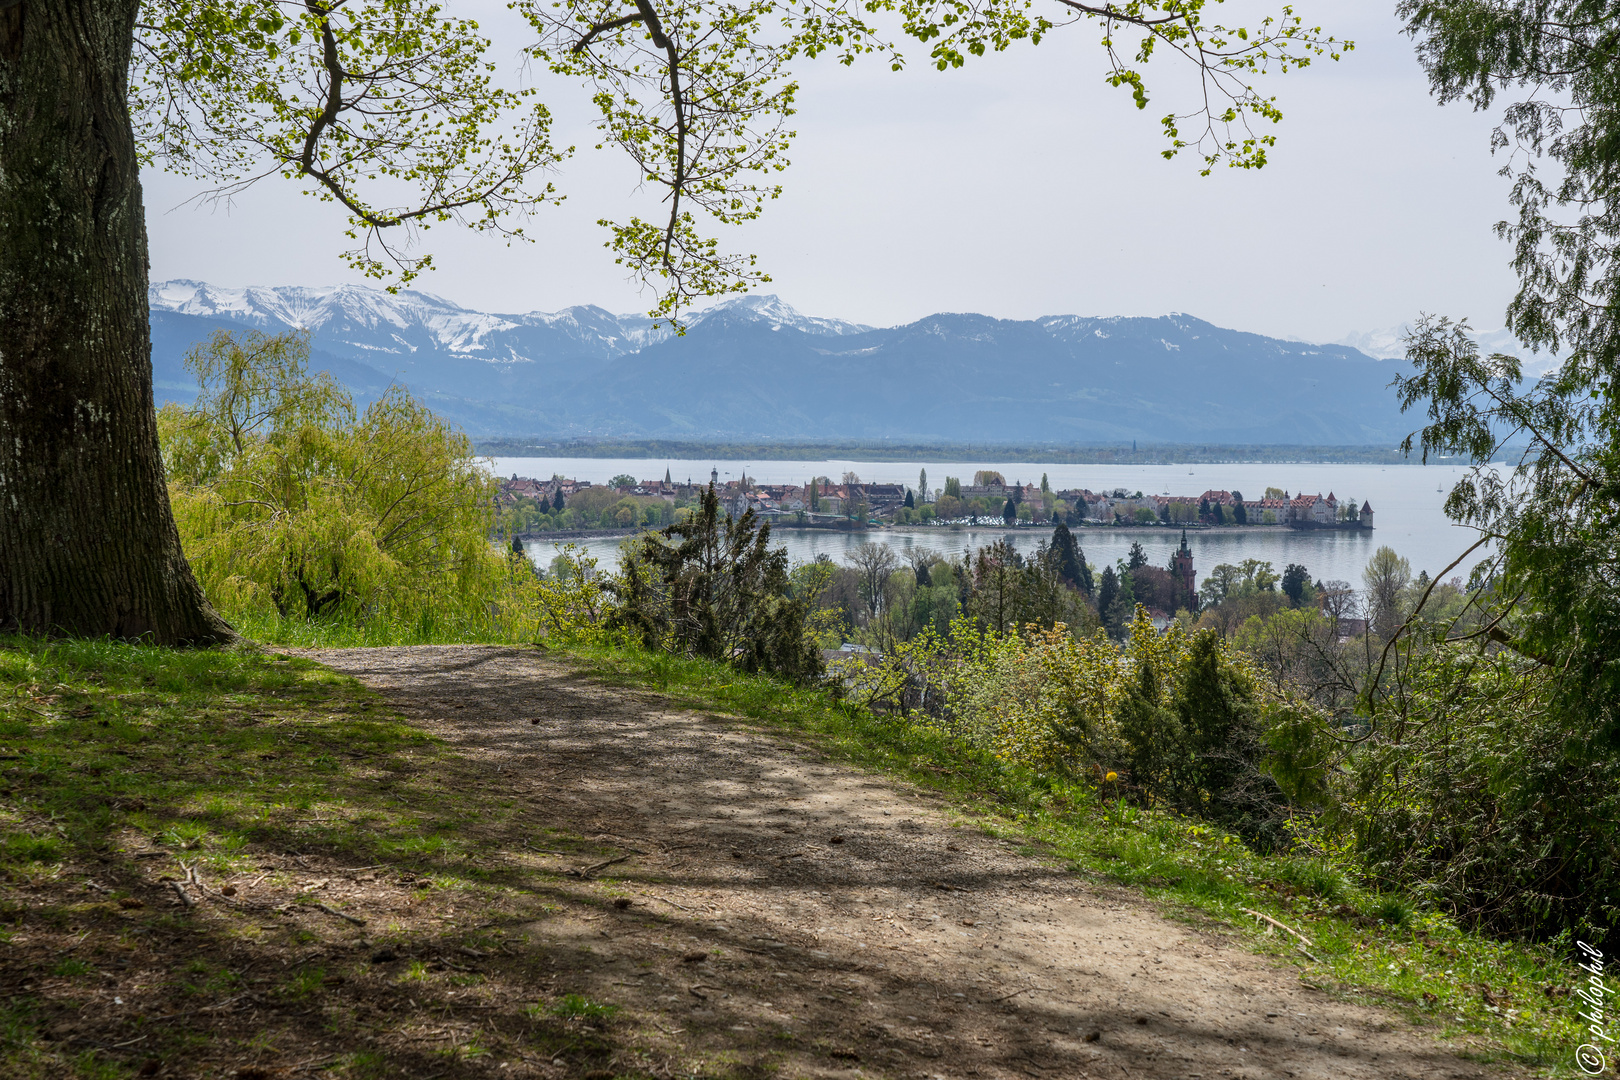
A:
610,484,823,682
855,610,1285,846
1272,858,1349,904
1345,643,1620,943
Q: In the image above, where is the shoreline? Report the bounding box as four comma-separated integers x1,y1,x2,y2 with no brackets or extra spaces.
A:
512,522,1374,544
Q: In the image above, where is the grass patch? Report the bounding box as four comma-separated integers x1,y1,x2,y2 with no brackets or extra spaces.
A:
0,635,446,873
0,634,633,1079
549,993,620,1021
556,637,1594,1072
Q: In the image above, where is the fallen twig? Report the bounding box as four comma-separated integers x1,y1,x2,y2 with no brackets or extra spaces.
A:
198,993,256,1013
76,1034,148,1050
644,893,691,911
988,984,1056,1002
169,880,195,908
571,855,632,878
313,902,366,926
1240,908,1314,948
688,984,724,1000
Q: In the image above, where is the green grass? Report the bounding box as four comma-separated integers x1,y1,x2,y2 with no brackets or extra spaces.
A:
0,633,637,1078
548,993,621,1021
554,637,1596,1073
0,635,456,876
222,609,526,649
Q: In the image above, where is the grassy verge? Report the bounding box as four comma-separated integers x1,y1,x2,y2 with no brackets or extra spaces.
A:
555,638,1594,1074
221,611,523,649
0,636,675,1079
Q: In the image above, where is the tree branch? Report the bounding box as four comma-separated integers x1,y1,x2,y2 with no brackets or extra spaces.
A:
572,11,646,53
631,0,687,271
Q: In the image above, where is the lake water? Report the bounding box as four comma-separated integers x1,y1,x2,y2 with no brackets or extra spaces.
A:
489,456,1493,586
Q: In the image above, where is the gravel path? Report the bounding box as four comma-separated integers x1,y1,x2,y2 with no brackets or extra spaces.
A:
305,644,1523,1080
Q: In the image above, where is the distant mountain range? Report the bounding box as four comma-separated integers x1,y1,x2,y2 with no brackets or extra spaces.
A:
148,280,1420,444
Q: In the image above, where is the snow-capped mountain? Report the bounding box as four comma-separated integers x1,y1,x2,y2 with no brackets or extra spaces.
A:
681,293,872,337
148,280,866,366
149,279,671,365
1335,323,1562,377
149,279,1419,443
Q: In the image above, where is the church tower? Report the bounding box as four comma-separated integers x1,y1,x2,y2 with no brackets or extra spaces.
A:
1171,530,1196,607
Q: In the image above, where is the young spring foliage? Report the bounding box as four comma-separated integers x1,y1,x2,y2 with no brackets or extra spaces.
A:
131,0,1347,317
1394,2,1620,742
133,0,565,284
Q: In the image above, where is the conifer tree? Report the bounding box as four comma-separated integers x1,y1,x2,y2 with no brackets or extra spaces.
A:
1118,660,1187,803
1097,567,1118,624
1174,632,1281,845
1051,522,1082,589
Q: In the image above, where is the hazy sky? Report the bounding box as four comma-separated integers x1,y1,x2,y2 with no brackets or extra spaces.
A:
142,1,1520,343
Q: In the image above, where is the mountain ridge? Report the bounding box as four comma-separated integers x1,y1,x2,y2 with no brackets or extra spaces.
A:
148,281,1414,445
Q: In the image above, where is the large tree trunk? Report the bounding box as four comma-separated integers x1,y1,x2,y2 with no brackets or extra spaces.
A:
0,0,233,643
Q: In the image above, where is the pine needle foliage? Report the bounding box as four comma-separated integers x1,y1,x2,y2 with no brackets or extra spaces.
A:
610,483,823,681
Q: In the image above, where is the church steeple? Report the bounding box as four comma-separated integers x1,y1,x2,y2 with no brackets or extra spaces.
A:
1171,529,1196,607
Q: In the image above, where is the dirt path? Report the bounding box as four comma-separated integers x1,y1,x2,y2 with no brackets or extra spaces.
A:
306,644,1521,1080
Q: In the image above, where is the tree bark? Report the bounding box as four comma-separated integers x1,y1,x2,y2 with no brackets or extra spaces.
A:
0,0,233,643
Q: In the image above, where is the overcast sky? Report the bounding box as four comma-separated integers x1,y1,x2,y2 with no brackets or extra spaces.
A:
142,1,1520,344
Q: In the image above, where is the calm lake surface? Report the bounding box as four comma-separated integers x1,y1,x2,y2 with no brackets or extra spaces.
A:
489,456,1493,586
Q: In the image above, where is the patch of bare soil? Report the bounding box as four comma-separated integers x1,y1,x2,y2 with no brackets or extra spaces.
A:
300,644,1527,1080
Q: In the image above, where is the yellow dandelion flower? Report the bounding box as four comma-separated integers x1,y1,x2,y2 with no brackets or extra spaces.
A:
1104,771,1118,783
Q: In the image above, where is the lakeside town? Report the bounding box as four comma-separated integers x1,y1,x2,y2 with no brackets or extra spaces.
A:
495,466,1374,536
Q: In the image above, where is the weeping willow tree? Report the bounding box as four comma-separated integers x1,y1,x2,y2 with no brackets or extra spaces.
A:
157,330,502,632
